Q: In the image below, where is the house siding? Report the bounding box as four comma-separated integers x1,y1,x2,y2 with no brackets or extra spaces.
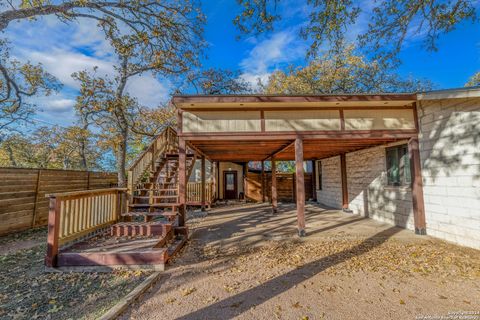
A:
417,97,480,249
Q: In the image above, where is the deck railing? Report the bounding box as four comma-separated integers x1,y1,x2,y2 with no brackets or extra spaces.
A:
127,127,178,195
187,181,214,204
45,188,127,267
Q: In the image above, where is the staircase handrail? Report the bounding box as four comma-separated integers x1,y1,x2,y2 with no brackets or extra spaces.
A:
127,126,178,194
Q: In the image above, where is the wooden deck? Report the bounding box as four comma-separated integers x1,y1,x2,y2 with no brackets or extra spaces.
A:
55,226,188,270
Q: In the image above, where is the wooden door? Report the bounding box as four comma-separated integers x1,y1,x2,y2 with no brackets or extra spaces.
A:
223,171,237,200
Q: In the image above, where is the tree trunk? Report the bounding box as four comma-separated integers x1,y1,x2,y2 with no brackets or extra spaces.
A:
6,143,17,167
116,131,128,187
114,55,130,188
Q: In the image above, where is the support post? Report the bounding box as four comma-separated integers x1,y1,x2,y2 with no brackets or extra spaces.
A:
295,138,306,236
45,196,60,267
340,153,349,211
201,156,206,211
409,137,427,235
178,138,186,226
261,161,266,202
311,160,317,201
271,157,278,213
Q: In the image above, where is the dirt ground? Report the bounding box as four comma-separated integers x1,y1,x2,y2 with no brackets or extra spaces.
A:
0,227,151,320
123,202,480,320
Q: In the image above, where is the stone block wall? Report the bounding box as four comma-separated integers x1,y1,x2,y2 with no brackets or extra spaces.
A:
418,97,480,249
346,144,415,230
316,156,342,208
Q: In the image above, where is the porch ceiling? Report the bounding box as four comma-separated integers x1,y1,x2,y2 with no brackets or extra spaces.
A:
189,138,402,162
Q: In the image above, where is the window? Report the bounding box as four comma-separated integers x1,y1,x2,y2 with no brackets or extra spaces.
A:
317,161,322,190
386,145,411,186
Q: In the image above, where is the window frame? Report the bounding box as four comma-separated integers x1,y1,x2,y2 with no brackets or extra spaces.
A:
385,144,412,187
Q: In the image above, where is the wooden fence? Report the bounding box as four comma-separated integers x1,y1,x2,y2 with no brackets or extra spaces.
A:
0,167,117,236
187,181,214,205
245,172,314,202
45,188,126,267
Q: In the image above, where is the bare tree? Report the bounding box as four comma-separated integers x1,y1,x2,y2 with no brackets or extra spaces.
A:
0,0,204,128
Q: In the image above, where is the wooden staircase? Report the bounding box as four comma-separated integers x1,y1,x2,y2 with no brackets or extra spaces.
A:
111,127,196,239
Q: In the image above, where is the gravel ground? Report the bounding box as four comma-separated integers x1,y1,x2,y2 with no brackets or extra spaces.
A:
122,203,480,320
0,227,151,320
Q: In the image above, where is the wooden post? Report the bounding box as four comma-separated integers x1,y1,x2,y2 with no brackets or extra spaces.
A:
115,190,122,220
311,160,317,201
201,156,206,211
178,138,186,226
295,138,306,236
409,137,427,235
151,143,156,173
45,196,60,267
261,161,265,202
271,157,278,213
340,153,349,210
216,161,220,200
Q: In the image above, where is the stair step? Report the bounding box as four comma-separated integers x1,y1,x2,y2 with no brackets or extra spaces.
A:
135,188,178,192
110,222,172,237
165,153,195,158
129,203,181,208
121,211,177,222
134,195,179,199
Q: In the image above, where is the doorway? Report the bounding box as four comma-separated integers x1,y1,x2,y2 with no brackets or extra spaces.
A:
223,171,238,200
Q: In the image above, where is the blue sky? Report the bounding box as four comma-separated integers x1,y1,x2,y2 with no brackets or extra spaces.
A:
5,0,480,129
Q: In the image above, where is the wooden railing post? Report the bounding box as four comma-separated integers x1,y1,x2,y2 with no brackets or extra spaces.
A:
201,156,206,211
45,196,60,267
115,190,122,221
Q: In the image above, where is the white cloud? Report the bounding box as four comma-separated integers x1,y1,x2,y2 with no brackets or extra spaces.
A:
125,75,172,107
239,29,307,87
46,98,76,112
25,48,115,88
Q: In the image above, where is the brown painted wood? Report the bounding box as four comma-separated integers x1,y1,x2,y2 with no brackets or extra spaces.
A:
173,94,417,104
245,172,312,202
260,110,265,132
179,105,415,112
223,171,238,200
271,157,278,213
409,137,427,235
340,153,348,209
201,156,206,211
295,138,306,236
45,196,60,267
57,250,168,266
178,138,186,226
261,161,265,202
177,109,183,134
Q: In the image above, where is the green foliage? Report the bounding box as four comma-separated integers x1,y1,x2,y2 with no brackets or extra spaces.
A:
261,43,431,94
465,71,480,87
234,0,478,60
0,126,103,170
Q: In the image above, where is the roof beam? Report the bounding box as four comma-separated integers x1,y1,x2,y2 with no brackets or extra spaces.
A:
263,140,295,161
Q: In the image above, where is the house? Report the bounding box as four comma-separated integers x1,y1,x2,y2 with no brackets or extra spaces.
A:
172,87,480,249
45,87,479,269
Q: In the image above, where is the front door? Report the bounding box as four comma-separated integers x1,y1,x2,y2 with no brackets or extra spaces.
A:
223,171,237,200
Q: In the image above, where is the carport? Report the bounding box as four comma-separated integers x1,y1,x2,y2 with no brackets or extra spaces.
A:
172,94,426,236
